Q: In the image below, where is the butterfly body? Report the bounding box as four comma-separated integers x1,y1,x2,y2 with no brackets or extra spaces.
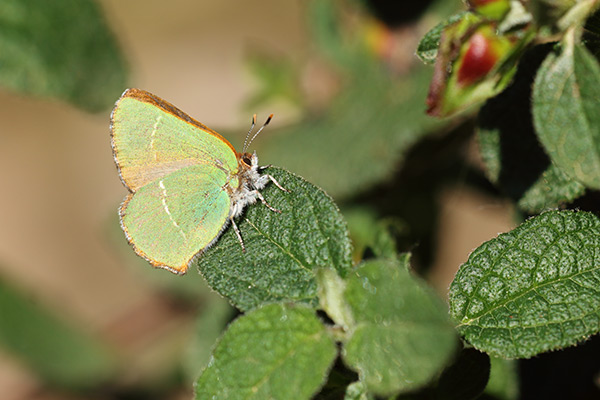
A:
110,88,283,274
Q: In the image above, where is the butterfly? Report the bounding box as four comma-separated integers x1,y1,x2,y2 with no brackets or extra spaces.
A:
110,88,287,274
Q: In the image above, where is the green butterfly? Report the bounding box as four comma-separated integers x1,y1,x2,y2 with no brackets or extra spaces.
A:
110,88,287,274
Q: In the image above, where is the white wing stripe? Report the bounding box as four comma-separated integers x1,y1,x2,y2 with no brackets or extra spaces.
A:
159,180,188,241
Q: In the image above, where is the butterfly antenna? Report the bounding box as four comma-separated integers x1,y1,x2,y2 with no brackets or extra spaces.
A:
245,114,273,151
242,114,257,153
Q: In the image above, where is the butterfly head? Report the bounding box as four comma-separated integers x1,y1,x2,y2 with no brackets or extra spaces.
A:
238,151,259,171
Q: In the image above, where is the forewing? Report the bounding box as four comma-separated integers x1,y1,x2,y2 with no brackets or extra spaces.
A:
120,164,231,274
111,88,239,191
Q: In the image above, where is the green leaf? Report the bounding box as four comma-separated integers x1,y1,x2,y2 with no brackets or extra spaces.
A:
434,347,490,400
197,167,353,311
0,0,128,112
194,303,337,400
533,34,600,189
513,166,585,213
416,12,468,64
484,356,518,400
0,277,115,388
344,207,404,260
317,267,355,332
478,44,585,213
342,257,457,396
450,210,600,359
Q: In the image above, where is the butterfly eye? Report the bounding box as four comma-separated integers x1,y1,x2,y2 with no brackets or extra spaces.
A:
241,155,252,166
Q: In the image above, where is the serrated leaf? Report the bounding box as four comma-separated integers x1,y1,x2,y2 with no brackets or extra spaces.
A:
478,44,585,213
342,257,457,396
417,12,468,64
0,0,127,112
0,278,115,388
450,210,600,359
435,348,490,400
194,303,337,400
197,167,352,311
533,35,600,189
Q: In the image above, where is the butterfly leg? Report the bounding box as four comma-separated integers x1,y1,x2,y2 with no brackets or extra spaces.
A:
255,190,282,213
230,217,246,252
264,174,290,193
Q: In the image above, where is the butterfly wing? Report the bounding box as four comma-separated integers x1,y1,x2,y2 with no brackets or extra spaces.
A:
120,164,231,274
111,88,239,191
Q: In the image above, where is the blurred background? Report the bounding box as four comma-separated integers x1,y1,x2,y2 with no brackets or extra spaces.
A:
0,1,520,399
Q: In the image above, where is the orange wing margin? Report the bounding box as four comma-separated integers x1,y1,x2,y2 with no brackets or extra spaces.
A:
119,88,237,155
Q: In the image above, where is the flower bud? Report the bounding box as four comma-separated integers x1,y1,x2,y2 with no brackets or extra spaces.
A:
426,16,524,116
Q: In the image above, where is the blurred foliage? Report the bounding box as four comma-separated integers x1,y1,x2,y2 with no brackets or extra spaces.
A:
0,0,127,111
343,206,404,261
0,276,116,388
182,297,234,384
250,0,450,198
